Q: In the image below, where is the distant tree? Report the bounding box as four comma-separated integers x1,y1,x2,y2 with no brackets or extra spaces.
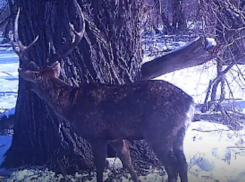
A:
0,0,14,43
171,0,187,33
199,0,245,123
144,0,187,34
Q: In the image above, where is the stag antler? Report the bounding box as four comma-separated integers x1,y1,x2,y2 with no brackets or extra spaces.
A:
50,0,85,63
13,0,85,67
12,8,39,65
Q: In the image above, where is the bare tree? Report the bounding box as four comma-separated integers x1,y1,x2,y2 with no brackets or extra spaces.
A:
0,0,15,43
198,0,245,130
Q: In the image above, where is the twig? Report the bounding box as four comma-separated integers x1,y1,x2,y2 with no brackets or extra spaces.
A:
192,129,230,132
224,77,235,99
0,92,18,94
227,146,245,149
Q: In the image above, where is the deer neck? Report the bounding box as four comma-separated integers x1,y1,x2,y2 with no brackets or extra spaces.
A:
32,78,75,113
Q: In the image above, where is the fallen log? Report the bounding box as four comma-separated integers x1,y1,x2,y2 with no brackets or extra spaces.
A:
141,37,218,80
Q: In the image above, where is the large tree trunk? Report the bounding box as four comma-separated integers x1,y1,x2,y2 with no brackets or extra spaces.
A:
2,0,162,175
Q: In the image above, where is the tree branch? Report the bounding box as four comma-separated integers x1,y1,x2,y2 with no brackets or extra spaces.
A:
0,14,12,29
193,112,245,130
141,37,218,80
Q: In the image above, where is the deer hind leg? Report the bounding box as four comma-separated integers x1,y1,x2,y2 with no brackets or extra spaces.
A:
149,140,178,182
143,125,178,182
90,140,108,182
173,127,188,182
108,140,139,182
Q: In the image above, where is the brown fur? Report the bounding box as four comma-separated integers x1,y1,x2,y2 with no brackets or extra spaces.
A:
18,62,194,182
13,1,194,180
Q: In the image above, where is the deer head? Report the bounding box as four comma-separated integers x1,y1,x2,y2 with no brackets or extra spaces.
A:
18,61,61,83
13,0,85,87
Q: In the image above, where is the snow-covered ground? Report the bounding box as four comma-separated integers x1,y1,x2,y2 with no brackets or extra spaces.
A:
0,45,17,180
0,49,18,113
0,35,245,181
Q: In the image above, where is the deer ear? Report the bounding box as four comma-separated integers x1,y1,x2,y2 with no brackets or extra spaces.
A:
28,61,40,71
51,61,61,78
18,68,37,83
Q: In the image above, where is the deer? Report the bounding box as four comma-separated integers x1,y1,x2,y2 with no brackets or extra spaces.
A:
12,1,195,182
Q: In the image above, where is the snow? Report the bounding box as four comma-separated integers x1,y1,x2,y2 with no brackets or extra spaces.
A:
0,49,18,114
0,136,12,167
0,108,15,119
0,34,245,181
106,157,123,170
185,121,245,182
165,36,200,54
206,38,217,49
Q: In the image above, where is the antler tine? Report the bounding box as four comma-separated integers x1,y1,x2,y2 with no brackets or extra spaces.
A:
12,8,39,63
53,0,85,62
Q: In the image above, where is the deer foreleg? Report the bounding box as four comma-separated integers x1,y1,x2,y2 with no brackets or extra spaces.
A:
90,140,108,182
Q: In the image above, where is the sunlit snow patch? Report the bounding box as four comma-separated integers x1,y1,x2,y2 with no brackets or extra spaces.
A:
206,38,217,50
185,121,245,182
0,50,19,113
